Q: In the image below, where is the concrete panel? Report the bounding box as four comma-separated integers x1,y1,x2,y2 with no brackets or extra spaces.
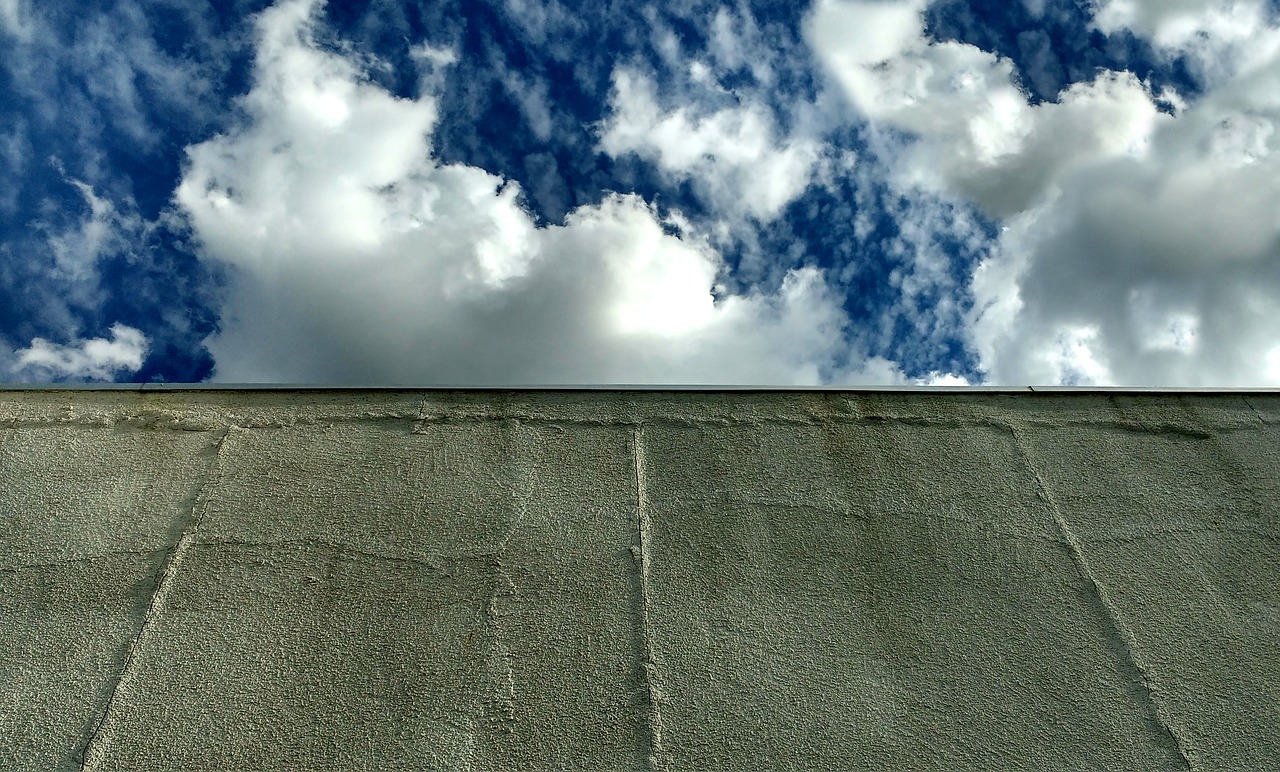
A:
1021,420,1280,769
75,419,647,770
0,553,163,772
640,419,1184,769
0,426,217,566
0,425,216,771
1,389,1278,770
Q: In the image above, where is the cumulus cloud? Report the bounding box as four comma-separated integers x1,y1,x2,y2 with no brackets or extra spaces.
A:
808,0,1280,386
917,371,970,386
1092,0,1274,54
177,0,892,385
11,324,149,381
600,67,823,221
806,0,1163,217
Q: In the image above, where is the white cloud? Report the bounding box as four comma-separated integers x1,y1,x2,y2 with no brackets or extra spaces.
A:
0,122,29,213
970,0,1280,386
3,2,222,152
806,0,1164,217
599,67,822,221
808,0,1280,386
46,179,141,283
0,0,34,42
1093,0,1280,104
1092,0,1272,52
501,0,581,50
499,67,555,142
707,6,775,86
917,372,970,386
12,324,149,381
177,0,889,385
9,176,149,338
971,102,1280,385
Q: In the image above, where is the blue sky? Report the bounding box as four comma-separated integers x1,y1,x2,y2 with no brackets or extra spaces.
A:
2,0,1279,385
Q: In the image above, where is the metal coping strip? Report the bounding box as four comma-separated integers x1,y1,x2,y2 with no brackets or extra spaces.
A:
0,384,1277,395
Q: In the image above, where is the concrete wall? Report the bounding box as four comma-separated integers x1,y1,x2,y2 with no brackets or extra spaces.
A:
1,389,1278,770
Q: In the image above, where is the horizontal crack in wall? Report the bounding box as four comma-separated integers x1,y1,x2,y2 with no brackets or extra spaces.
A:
0,548,171,576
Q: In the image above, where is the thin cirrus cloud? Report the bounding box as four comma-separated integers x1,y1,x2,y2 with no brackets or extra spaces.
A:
0,0,223,382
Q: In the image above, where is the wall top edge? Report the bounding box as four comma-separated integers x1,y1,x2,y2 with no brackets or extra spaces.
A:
0,383,1278,395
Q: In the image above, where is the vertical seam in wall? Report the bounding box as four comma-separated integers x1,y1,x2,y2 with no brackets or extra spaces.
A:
79,425,237,771
631,426,669,772
1008,422,1195,771
484,419,527,726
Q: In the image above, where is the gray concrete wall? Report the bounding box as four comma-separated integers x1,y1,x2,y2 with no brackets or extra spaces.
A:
1,389,1278,770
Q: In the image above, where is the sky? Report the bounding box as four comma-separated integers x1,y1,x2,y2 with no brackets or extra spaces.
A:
2,0,1279,386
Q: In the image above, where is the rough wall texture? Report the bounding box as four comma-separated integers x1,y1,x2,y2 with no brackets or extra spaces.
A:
1,389,1278,771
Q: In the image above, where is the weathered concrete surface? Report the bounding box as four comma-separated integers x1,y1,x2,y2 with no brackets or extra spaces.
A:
0,389,1277,770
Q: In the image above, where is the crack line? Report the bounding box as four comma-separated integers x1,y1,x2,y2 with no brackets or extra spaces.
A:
1008,423,1195,770
414,414,821,431
1240,395,1271,427
1090,525,1280,546
0,548,171,575
414,390,433,422
631,427,669,771
2,413,421,433
79,426,236,772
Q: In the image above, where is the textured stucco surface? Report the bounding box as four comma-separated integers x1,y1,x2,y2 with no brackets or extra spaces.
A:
0,389,1277,770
